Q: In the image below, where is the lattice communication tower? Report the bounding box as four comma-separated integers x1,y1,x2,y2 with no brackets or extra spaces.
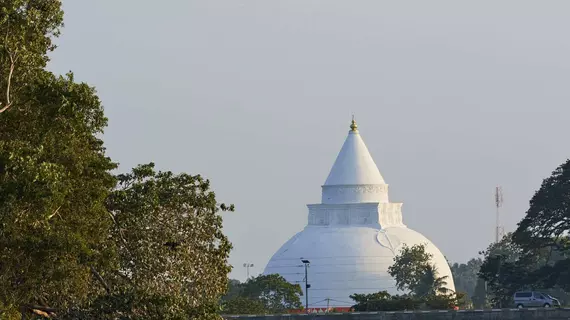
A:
494,186,504,243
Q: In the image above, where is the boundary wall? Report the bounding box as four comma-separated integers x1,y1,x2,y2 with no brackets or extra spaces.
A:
222,308,570,320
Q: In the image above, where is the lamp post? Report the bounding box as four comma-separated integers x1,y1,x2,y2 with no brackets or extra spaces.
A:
301,259,311,312
243,263,254,279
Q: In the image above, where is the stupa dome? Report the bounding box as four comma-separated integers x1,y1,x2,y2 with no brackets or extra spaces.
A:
263,119,455,308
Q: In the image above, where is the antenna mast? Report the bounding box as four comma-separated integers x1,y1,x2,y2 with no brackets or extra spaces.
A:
494,186,504,243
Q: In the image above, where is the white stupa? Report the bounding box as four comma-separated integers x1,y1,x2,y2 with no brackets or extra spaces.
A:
263,119,455,308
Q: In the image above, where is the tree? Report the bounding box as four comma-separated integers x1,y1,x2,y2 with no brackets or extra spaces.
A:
385,244,466,310
511,159,570,292
221,274,303,314
478,233,568,307
350,290,465,311
0,2,237,319
1,6,106,317
0,71,117,318
221,297,266,315
450,258,483,298
478,233,527,307
471,278,489,309
0,0,64,113
450,258,483,307
350,291,421,311
81,163,234,319
478,160,570,308
514,159,570,249
0,4,117,317
416,264,450,297
388,244,449,297
223,279,244,301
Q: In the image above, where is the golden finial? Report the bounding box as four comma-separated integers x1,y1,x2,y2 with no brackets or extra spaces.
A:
350,115,358,132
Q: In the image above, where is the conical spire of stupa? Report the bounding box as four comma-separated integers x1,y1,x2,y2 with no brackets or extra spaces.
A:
323,118,385,186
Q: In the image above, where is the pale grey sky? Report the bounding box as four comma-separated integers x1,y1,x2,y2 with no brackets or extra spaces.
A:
49,1,570,281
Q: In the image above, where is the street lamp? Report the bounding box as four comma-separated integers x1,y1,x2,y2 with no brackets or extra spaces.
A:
243,263,254,279
301,259,311,312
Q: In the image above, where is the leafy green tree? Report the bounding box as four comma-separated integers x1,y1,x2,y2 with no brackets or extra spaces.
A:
350,290,464,311
416,264,450,297
222,274,303,314
1,5,112,317
388,244,449,297
478,233,568,307
0,2,237,319
514,159,570,249
388,244,431,293
0,71,117,318
350,291,421,311
424,292,467,310
0,0,64,113
450,258,483,304
80,163,234,319
241,274,303,313
478,234,527,307
223,279,244,301
221,297,266,315
471,277,489,309
479,158,570,307
1,4,116,317
511,159,570,292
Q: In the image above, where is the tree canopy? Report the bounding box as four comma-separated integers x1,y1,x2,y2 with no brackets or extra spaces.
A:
0,2,235,319
350,291,421,311
221,274,303,315
478,233,528,307
476,159,569,308
350,289,465,312
450,258,483,307
77,163,234,319
1,0,64,113
514,159,570,249
387,244,449,297
479,234,569,307
511,159,570,293
0,70,117,318
380,244,464,311
477,160,570,308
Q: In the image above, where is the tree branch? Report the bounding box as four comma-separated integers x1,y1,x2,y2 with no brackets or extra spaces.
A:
90,265,111,294
0,51,15,113
20,305,58,320
107,210,152,271
47,206,61,220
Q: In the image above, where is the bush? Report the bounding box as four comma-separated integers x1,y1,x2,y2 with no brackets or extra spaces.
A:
350,290,465,312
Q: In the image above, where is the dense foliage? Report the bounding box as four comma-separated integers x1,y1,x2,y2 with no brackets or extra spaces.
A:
0,1,234,318
513,159,570,292
478,160,570,307
387,244,450,297
1,0,64,113
69,164,234,319
450,258,483,307
514,160,570,249
358,243,466,312
221,274,303,314
478,234,569,307
0,69,117,318
350,290,464,312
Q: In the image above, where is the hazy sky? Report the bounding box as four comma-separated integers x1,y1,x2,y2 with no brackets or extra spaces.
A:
49,1,570,281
